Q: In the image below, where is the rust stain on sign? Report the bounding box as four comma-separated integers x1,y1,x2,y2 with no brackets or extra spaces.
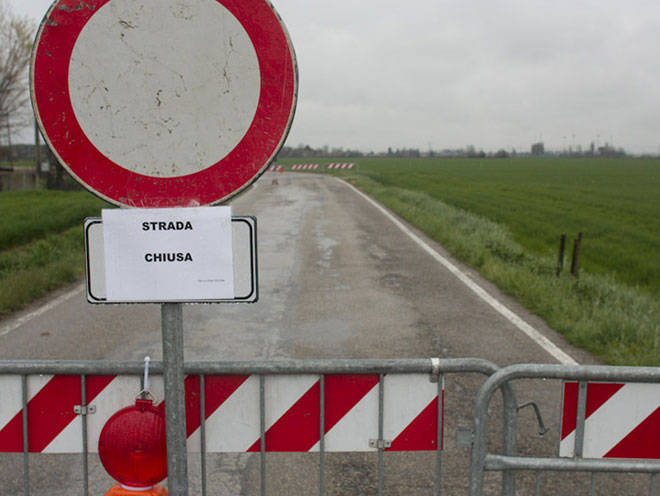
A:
57,2,96,13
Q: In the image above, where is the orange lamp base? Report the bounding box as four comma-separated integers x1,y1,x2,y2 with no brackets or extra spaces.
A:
105,484,168,496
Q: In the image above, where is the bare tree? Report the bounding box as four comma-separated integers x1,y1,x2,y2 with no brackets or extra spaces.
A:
0,1,34,164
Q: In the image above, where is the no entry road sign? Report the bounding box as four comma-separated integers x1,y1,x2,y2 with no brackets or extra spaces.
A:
31,0,297,207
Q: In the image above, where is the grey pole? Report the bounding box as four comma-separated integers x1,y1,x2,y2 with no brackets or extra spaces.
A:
161,303,188,496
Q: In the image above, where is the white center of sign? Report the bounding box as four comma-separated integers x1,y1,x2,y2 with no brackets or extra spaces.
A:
68,0,261,178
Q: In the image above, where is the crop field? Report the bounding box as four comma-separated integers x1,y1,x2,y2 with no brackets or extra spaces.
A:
345,157,659,297
285,156,659,365
0,190,110,250
0,190,110,316
0,161,33,168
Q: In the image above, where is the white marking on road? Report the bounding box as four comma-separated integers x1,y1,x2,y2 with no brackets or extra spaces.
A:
0,284,84,338
341,179,578,365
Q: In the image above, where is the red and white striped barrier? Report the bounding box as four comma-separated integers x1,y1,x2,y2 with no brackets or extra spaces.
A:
0,374,441,453
326,163,354,169
560,382,660,459
268,165,284,172
290,164,319,170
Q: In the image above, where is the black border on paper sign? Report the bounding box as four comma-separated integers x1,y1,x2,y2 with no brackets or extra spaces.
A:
84,216,258,304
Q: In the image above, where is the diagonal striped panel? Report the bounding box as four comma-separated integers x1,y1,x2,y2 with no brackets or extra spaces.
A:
560,382,660,459
43,375,117,453
386,375,442,451
247,376,321,452
0,375,116,453
192,375,261,452
0,375,22,452
388,398,439,451
561,382,624,441
0,373,441,453
605,406,660,458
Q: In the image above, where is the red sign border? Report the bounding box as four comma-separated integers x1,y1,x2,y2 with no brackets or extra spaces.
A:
31,0,297,207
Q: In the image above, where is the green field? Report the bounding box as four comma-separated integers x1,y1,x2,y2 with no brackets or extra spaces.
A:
282,156,659,365
0,161,33,168
350,157,660,296
0,190,111,250
0,190,110,316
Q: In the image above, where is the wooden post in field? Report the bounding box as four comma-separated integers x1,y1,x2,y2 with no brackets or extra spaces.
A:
557,233,566,277
570,232,582,278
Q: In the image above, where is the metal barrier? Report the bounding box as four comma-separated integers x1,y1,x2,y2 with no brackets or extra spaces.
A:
10,359,659,495
0,357,516,496
470,364,660,496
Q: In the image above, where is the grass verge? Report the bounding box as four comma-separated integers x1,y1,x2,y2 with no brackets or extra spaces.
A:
0,226,86,316
0,190,109,251
0,190,110,317
349,175,659,366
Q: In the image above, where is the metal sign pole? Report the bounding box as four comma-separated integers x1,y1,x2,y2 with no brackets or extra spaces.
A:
161,303,189,496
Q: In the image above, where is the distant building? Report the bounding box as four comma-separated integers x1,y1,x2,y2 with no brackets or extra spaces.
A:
598,144,625,158
531,142,544,156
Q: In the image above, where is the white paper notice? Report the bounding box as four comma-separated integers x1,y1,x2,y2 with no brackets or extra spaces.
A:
102,207,234,302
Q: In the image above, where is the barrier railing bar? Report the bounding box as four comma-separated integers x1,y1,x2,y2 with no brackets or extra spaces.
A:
377,373,385,496
436,373,443,496
259,374,266,496
81,374,89,496
0,357,501,376
590,473,596,496
475,364,660,385
200,375,207,496
574,381,587,458
21,374,29,496
319,375,326,496
484,454,660,473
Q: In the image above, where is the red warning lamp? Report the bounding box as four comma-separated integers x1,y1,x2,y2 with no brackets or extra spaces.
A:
98,398,168,490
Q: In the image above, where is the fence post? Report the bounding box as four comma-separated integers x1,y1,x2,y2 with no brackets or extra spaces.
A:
570,232,582,278
34,123,42,184
556,233,566,277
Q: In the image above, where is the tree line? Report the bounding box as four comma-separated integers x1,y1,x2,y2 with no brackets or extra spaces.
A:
0,1,34,164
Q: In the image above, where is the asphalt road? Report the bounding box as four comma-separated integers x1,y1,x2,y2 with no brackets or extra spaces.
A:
0,173,644,495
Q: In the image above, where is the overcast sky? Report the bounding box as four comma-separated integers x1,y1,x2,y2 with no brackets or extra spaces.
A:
8,0,660,154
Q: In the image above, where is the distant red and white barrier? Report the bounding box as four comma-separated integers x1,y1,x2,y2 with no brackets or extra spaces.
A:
268,165,284,172
327,163,354,169
291,164,319,170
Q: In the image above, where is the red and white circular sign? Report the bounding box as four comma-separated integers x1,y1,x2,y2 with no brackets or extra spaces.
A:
31,0,297,207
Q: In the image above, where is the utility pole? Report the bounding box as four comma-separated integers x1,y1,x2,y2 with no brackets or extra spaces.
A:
6,115,13,166
35,120,42,181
